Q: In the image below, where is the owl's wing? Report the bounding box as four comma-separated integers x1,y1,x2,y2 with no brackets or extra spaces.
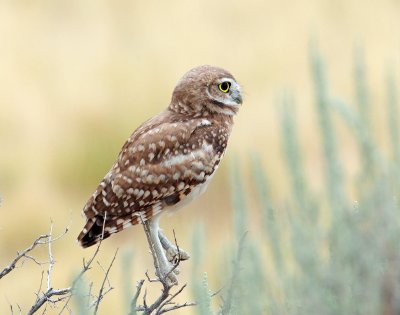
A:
78,114,219,247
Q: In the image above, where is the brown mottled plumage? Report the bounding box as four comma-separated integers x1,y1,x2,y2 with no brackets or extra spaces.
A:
77,65,242,250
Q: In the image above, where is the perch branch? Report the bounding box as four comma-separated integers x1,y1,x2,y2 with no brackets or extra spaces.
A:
131,227,195,315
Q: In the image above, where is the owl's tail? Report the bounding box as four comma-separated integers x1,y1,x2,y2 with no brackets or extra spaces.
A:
77,211,144,248
77,216,112,248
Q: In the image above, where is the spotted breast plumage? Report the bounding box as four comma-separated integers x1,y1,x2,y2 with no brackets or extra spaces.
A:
77,65,242,284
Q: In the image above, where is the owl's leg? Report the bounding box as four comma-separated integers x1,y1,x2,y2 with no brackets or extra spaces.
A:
158,230,190,263
143,218,178,285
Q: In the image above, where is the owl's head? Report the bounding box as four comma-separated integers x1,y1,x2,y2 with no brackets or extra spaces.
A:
170,65,242,116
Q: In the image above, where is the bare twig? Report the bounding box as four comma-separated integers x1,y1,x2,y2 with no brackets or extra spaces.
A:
96,261,111,288
34,271,45,301
156,284,196,314
25,224,72,315
58,295,72,315
5,214,117,314
27,224,72,315
145,271,158,283
71,213,107,290
27,288,72,315
23,254,49,266
157,301,196,314
54,240,105,315
0,225,69,280
211,287,223,298
129,280,145,314
1,235,50,280
92,248,119,314
9,303,22,315
47,222,54,291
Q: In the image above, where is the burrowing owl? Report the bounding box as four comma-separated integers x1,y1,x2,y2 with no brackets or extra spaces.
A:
77,65,242,284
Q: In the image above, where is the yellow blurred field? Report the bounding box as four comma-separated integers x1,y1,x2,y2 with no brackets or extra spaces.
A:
0,0,399,313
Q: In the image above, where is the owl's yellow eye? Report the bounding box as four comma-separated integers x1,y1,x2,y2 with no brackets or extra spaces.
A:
218,81,231,93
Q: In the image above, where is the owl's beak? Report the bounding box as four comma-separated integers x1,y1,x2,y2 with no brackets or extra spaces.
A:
232,92,243,105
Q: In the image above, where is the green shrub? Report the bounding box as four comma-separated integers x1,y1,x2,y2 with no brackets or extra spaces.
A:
192,44,400,315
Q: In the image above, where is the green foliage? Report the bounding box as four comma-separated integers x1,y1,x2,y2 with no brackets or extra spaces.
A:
192,45,400,314
72,277,90,315
192,272,214,315
121,249,135,313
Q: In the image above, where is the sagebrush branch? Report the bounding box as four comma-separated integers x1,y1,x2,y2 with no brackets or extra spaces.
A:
27,287,71,315
2,217,197,315
0,234,50,279
0,224,68,280
92,248,119,315
2,217,118,314
130,227,195,315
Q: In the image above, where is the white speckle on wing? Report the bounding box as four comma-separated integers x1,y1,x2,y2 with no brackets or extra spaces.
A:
199,119,211,127
148,152,155,161
112,184,124,197
161,143,212,167
149,143,156,151
102,197,110,206
146,174,155,184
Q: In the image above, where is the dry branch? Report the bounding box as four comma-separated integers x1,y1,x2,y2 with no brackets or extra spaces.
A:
130,228,195,315
0,223,69,280
2,216,118,314
92,248,119,314
2,214,197,314
1,235,52,280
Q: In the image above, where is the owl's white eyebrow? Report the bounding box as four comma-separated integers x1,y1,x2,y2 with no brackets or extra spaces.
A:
217,77,235,83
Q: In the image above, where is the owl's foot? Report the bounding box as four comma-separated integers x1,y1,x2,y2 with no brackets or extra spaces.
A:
158,230,190,264
157,261,179,286
165,246,190,264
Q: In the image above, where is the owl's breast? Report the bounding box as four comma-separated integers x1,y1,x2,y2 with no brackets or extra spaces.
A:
161,172,216,216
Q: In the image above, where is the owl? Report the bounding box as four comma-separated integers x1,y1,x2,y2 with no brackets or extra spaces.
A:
77,65,242,284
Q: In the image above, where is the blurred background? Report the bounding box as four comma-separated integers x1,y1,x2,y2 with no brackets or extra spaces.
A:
1,0,400,314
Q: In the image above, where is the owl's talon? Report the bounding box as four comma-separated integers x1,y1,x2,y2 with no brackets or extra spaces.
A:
166,247,190,263
158,263,179,286
158,230,190,263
